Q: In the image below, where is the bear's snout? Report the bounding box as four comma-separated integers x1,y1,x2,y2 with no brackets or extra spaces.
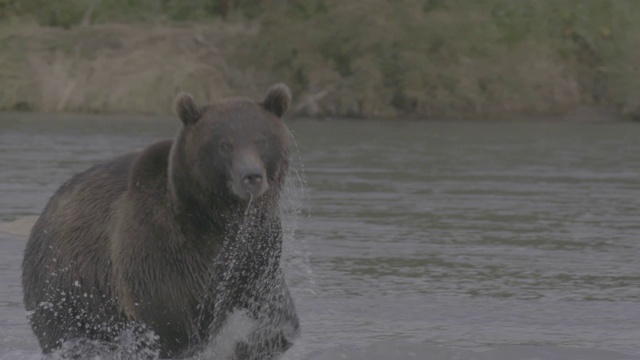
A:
230,153,269,200
242,171,263,187
236,166,268,199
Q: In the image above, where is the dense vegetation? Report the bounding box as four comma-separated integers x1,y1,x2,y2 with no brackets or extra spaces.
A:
2,0,640,119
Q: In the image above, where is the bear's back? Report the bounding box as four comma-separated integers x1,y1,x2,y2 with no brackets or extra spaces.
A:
21,142,172,351
25,152,133,273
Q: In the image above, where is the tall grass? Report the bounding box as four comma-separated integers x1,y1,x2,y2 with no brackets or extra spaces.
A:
2,0,640,119
0,23,245,114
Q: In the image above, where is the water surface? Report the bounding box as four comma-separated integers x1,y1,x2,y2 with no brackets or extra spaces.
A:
1,113,639,359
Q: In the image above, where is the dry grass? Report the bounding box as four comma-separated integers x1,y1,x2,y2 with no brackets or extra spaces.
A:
0,23,258,114
1,0,639,120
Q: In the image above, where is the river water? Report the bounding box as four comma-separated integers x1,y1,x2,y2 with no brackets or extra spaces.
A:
0,113,638,359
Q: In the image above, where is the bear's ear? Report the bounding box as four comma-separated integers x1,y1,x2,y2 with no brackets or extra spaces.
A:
262,83,291,118
176,93,201,125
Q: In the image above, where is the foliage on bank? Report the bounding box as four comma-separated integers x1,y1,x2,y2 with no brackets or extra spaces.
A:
1,0,640,119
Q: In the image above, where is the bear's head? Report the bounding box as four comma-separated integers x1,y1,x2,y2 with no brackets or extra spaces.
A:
169,84,292,214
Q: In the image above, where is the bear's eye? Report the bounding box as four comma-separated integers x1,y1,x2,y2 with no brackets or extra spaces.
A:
255,138,267,150
219,140,233,153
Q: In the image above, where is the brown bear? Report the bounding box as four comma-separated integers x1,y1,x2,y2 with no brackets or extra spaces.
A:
21,84,300,359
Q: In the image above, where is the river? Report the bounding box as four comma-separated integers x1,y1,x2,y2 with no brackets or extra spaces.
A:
0,112,638,359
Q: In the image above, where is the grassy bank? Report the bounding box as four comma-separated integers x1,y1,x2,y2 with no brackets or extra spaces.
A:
2,1,640,119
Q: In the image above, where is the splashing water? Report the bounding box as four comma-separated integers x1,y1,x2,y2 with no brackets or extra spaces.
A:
46,328,160,360
195,131,313,359
244,194,254,218
275,131,316,360
281,129,316,293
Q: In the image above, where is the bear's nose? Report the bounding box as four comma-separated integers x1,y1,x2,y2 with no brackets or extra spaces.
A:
242,172,263,186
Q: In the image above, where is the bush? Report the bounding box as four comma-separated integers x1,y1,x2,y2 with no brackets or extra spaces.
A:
230,0,640,118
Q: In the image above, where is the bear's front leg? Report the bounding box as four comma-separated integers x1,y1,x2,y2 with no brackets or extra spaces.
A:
233,332,293,360
233,273,299,360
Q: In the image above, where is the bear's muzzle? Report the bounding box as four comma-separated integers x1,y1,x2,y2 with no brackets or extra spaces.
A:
230,153,269,200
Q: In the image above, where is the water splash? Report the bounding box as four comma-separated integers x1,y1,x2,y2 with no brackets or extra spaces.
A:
198,130,313,359
47,328,160,360
244,193,254,218
281,129,316,294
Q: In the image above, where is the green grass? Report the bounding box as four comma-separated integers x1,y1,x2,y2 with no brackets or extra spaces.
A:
2,0,640,119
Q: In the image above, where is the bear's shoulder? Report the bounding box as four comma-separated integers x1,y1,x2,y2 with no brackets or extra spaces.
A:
128,139,173,193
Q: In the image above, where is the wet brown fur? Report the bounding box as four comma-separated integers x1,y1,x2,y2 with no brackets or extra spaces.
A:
22,84,299,358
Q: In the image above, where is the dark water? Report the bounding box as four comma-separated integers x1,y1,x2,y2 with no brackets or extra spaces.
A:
0,112,639,359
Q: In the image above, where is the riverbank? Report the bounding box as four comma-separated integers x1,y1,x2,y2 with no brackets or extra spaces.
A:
2,1,640,120
0,22,247,115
